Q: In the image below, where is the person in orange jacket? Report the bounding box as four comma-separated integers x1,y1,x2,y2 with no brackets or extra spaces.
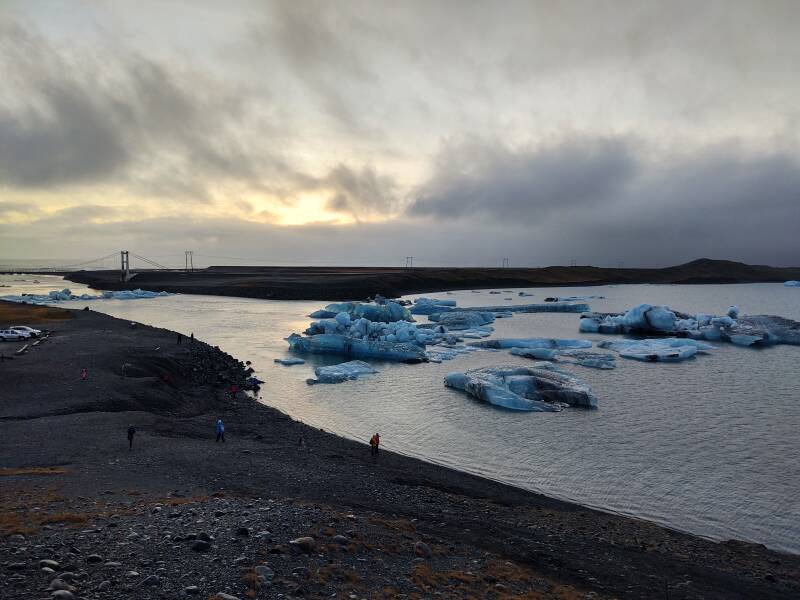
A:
369,432,380,455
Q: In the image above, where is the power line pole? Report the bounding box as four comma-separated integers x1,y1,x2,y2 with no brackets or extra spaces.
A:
185,250,194,272
570,259,577,267
501,258,510,268
405,256,414,268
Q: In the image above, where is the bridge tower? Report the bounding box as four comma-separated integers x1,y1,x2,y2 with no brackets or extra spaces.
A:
120,250,130,282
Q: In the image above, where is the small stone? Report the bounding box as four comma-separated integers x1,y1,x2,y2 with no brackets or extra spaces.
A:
50,591,75,600
86,554,102,563
192,540,211,552
125,570,140,577
42,566,55,574
197,532,212,542
254,565,274,580
139,574,160,586
235,526,250,537
40,560,60,570
289,536,316,554
414,541,432,559
8,534,26,543
104,561,122,568
234,556,248,565
56,572,77,581
48,579,76,592
96,580,112,591
333,534,349,545
184,585,200,595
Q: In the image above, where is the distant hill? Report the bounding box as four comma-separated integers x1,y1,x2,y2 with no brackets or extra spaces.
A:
64,259,800,301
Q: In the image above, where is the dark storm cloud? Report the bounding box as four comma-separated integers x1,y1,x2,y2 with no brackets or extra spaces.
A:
0,18,278,197
320,164,397,218
407,135,800,265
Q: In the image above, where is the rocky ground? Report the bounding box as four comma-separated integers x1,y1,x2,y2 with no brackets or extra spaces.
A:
1,300,799,599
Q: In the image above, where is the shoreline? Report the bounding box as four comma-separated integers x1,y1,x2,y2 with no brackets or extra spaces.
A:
62,258,800,301
1,300,799,599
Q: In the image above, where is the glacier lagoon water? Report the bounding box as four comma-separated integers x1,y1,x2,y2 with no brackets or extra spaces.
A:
3,275,799,554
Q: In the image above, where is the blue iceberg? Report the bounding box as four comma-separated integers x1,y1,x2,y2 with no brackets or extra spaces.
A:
444,365,597,411
470,338,593,350
597,338,714,362
308,360,378,384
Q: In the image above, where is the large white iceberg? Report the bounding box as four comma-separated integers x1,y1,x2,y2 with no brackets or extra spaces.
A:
597,338,714,362
470,338,593,350
444,365,597,411
308,360,377,384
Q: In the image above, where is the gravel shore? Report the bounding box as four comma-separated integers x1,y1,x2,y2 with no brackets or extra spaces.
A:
1,301,798,599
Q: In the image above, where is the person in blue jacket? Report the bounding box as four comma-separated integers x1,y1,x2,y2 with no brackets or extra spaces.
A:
215,419,225,443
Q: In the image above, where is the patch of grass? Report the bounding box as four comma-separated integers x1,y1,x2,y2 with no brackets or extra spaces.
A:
0,466,69,476
0,301,73,323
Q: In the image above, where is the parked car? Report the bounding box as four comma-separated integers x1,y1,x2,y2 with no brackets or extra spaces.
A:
9,325,41,337
0,329,28,341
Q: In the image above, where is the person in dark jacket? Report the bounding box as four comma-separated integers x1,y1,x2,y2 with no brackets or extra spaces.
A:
127,425,136,450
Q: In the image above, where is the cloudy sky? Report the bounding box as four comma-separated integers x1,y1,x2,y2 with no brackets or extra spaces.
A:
1,0,798,267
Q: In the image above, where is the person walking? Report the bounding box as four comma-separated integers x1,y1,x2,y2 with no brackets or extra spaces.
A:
127,425,136,450
215,419,225,443
80,367,88,381
177,332,182,345
369,432,380,455
190,332,194,344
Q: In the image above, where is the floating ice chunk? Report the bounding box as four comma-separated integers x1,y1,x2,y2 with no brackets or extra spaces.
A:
785,281,800,287
545,295,605,302
287,333,427,363
335,311,351,327
598,338,714,362
518,291,534,297
1,288,169,304
461,303,589,314
429,311,495,330
274,357,305,366
727,305,739,319
444,365,597,411
308,309,336,318
471,338,593,350
557,350,617,369
510,347,557,360
309,360,377,384
414,297,457,306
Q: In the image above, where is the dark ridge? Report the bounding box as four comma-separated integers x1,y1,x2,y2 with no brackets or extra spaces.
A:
64,259,800,301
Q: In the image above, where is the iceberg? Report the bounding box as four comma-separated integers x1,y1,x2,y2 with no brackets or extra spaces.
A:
444,365,597,411
580,304,800,348
784,281,800,287
461,302,589,314
1,288,170,305
545,295,605,302
471,338,593,350
428,311,495,330
518,291,534,297
312,300,412,322
510,347,617,369
308,360,378,384
274,357,305,366
597,338,714,362
287,333,427,363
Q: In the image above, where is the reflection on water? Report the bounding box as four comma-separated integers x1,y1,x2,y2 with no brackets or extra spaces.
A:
3,275,799,553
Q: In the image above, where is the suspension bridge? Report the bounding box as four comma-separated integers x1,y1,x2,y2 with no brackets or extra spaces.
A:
0,250,184,280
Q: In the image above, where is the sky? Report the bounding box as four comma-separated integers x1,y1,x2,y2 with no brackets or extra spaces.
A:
1,0,799,267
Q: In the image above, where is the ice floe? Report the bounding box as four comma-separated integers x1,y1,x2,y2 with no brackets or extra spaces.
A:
470,338,593,350
579,303,800,347
287,333,428,363
597,338,714,362
308,360,377,384
274,357,305,366
510,347,617,369
444,365,597,411
1,288,170,304
545,295,605,302
428,311,495,330
785,281,800,287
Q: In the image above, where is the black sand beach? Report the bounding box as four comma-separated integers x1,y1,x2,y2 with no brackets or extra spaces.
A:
1,301,798,599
